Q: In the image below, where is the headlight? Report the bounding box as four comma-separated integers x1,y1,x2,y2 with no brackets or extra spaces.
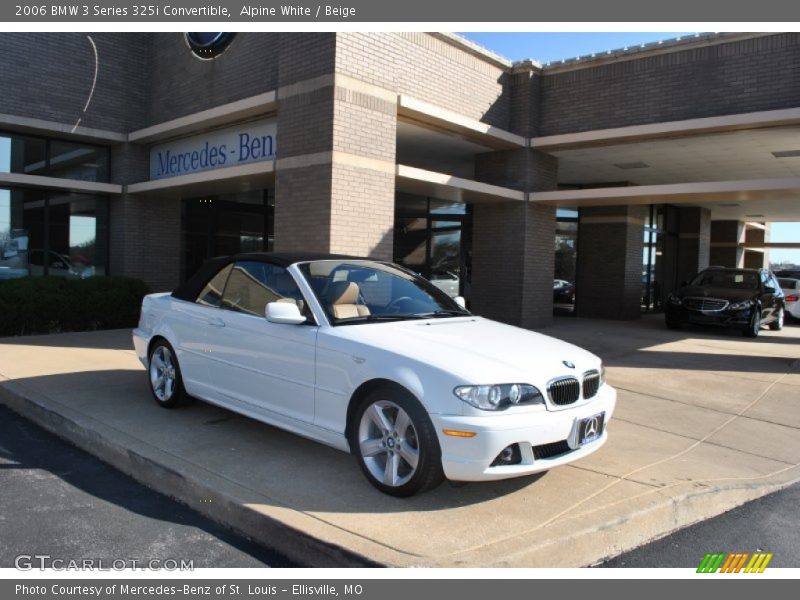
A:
454,383,544,411
728,300,753,311
668,295,682,306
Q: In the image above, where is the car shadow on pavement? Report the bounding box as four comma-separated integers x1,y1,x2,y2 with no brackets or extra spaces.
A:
0,370,545,521
0,329,133,351
603,350,799,373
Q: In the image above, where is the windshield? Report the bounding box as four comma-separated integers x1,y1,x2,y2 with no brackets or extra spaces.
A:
690,269,759,290
297,260,469,325
778,278,799,290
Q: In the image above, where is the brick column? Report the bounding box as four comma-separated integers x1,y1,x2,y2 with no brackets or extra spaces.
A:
273,34,397,259
108,142,182,292
710,220,745,268
576,205,647,320
676,206,711,284
471,149,558,329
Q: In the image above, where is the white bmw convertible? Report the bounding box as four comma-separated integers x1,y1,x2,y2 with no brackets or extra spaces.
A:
133,253,616,496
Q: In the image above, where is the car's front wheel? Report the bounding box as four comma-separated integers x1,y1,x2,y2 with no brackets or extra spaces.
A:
769,307,785,331
351,387,444,497
743,309,762,338
148,339,190,408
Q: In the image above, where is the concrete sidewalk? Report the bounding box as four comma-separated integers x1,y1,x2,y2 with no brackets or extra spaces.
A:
1,315,799,567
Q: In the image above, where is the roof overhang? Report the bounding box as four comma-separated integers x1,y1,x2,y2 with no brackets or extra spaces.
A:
398,95,525,150
396,164,524,203
128,91,277,144
531,177,800,222
531,178,800,207
0,172,122,195
127,161,274,198
532,106,800,151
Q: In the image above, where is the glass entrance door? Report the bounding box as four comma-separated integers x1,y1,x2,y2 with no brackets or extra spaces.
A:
182,189,274,281
393,194,471,300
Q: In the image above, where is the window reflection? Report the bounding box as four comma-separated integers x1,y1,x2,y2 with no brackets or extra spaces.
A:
0,187,107,279
0,133,109,182
221,261,306,318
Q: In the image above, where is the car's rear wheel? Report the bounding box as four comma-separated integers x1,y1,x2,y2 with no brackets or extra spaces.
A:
769,307,785,331
148,340,190,408
351,387,444,497
743,309,762,338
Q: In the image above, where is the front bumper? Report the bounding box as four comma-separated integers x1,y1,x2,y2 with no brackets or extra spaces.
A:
432,384,616,481
666,305,752,327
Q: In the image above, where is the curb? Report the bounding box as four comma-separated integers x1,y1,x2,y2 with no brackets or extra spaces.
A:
0,384,381,568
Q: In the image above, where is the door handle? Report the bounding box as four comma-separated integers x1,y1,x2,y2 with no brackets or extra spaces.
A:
207,318,226,328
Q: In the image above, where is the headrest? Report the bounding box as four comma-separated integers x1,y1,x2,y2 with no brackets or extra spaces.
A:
328,281,360,305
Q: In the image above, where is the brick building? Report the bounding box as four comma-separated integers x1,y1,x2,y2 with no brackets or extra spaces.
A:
1,32,799,326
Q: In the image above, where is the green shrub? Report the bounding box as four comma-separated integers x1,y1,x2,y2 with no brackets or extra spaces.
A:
0,276,150,336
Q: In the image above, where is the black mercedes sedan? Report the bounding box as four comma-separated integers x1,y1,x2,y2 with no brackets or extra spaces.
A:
665,267,785,337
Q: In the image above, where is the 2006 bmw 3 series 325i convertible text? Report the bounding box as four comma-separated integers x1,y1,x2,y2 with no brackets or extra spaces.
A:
133,253,616,497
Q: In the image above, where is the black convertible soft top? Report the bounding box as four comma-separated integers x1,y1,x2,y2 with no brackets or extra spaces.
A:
171,252,364,302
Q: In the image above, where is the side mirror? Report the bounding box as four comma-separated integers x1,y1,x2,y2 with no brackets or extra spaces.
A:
265,301,306,325
454,296,467,309
764,286,776,294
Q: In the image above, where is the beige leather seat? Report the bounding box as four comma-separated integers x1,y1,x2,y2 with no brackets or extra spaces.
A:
327,281,370,319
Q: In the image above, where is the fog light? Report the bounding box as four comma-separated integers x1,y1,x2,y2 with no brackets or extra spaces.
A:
491,444,522,467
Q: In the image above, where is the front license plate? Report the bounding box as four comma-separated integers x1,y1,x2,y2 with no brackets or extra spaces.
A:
578,412,605,445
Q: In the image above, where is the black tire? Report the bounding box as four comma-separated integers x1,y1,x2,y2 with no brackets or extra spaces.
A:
769,307,785,331
743,308,761,338
147,339,191,408
349,386,444,497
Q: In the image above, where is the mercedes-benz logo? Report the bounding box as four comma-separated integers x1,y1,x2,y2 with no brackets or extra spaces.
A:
562,360,575,369
585,417,599,437
185,33,236,60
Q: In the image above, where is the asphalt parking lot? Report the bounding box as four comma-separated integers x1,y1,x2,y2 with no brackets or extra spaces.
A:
0,313,798,567
0,405,292,568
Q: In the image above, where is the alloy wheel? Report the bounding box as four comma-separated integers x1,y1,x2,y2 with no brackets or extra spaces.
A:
357,400,420,487
149,345,177,402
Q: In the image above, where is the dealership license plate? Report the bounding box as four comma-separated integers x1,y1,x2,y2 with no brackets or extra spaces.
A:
578,412,605,445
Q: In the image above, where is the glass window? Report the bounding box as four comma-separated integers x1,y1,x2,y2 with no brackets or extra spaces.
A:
196,263,233,308
0,134,46,175
48,192,107,277
182,190,274,281
48,140,109,182
691,269,760,290
221,261,307,318
393,193,471,300
298,260,467,325
0,187,107,279
0,133,109,182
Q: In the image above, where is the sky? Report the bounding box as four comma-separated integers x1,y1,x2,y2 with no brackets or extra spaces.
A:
459,32,695,64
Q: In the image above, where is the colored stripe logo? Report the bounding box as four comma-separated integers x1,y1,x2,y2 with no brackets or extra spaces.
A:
697,552,773,573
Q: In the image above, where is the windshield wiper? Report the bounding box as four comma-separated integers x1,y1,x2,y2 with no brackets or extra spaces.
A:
336,314,423,325
412,309,471,318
